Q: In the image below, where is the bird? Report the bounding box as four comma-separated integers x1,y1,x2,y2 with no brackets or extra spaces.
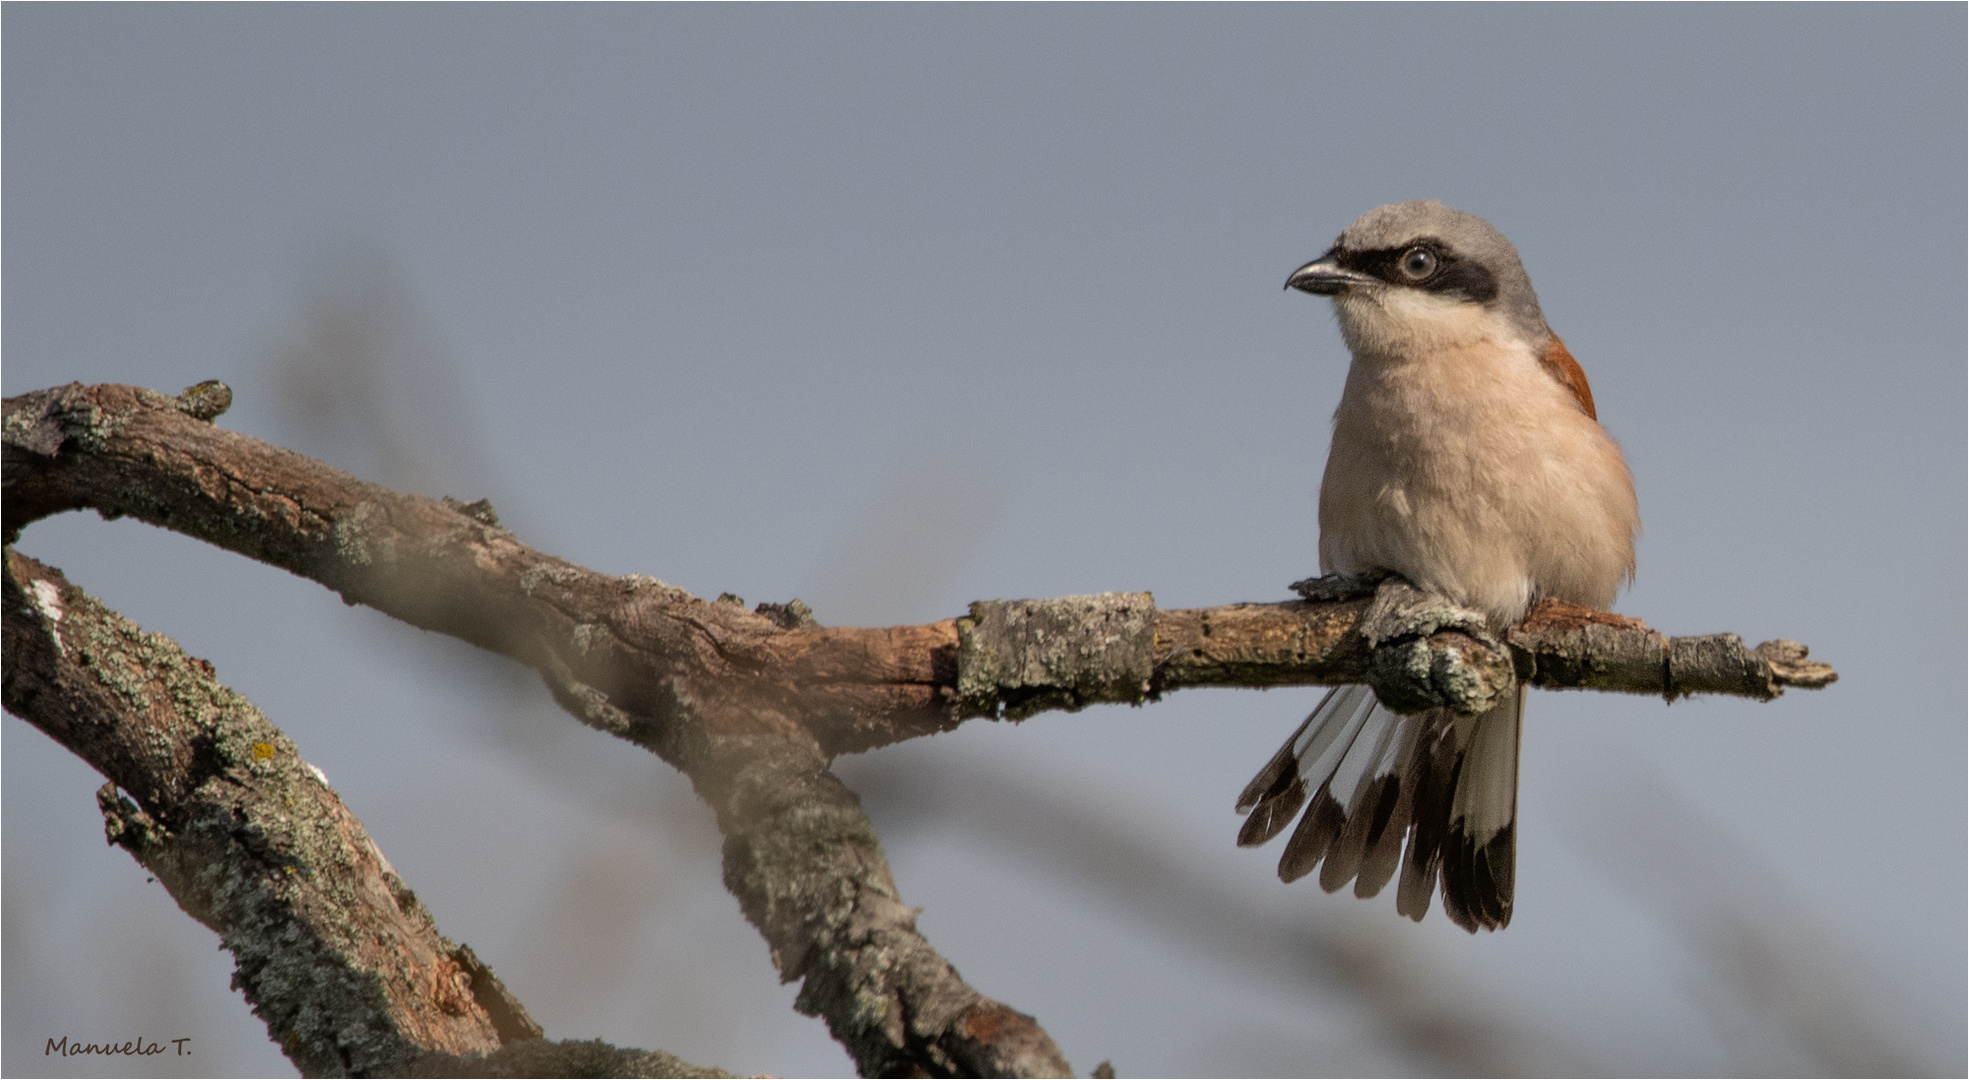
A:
1237,200,1640,932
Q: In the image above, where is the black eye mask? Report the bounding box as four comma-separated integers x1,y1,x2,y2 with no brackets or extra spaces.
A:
1334,241,1501,304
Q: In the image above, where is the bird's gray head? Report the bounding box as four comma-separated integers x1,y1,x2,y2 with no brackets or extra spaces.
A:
1287,200,1550,347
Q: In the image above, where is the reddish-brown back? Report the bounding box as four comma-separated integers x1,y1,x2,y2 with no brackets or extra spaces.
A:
1539,335,1597,420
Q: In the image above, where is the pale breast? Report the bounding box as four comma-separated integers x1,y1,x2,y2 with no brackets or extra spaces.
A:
1318,335,1639,626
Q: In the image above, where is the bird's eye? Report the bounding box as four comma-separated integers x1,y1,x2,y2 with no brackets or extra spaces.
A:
1399,248,1437,280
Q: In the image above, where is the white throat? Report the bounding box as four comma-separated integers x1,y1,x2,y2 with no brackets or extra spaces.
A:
1333,288,1519,360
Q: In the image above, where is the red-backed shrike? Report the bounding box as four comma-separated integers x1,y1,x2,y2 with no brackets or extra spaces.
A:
1237,200,1640,931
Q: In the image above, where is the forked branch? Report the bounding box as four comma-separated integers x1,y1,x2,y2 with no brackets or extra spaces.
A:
0,550,727,1078
2,382,1835,1077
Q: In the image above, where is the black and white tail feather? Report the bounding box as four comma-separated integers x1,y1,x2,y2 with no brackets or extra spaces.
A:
1236,683,1524,932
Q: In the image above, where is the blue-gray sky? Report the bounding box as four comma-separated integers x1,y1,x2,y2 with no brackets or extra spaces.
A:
5,6,1963,1076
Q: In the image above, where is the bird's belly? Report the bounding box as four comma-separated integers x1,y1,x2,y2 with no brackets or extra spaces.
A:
1318,354,1636,625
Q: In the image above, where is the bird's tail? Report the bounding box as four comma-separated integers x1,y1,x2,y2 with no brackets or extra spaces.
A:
1236,683,1523,931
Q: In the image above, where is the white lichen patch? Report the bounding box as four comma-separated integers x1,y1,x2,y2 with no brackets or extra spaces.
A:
363,835,398,881
68,400,136,452
518,562,582,596
69,615,174,716
0,402,42,442
331,502,384,567
28,579,66,656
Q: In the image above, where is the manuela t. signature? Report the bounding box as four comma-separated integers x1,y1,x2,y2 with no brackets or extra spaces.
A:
44,1036,190,1057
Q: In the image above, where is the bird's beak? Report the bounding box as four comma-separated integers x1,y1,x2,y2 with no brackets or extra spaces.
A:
1286,255,1374,296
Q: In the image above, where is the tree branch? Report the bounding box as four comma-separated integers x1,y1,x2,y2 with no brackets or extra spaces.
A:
5,382,1078,1077
2,381,1836,1076
0,383,1834,744
0,549,733,1078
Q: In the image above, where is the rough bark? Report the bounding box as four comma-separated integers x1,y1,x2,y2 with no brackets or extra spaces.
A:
405,1039,732,1077
0,549,730,1078
5,382,1078,1077
0,383,1834,746
2,381,1838,1077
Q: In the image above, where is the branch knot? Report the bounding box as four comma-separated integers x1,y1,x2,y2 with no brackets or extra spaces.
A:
956,592,1156,719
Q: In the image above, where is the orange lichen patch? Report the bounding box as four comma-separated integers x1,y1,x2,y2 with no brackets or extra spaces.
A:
1518,598,1650,634
1539,335,1597,419
251,742,276,760
960,1000,1016,1042
431,955,474,1016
